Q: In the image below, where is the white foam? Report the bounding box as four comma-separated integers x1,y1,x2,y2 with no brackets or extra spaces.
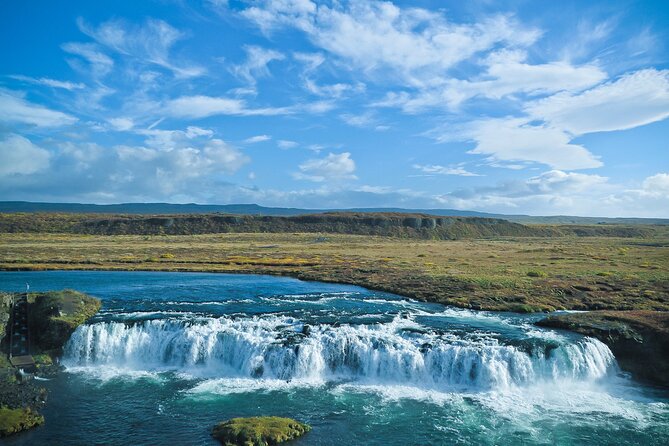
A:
187,377,324,396
64,315,616,391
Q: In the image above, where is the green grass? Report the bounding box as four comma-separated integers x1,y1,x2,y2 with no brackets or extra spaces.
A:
0,406,44,437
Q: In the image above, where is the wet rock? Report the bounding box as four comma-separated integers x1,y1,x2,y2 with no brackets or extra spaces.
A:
537,310,669,387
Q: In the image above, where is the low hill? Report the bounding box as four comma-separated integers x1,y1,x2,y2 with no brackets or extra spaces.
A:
0,212,661,239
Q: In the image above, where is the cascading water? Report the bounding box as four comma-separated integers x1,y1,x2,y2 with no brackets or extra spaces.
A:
63,315,615,390
2,271,667,446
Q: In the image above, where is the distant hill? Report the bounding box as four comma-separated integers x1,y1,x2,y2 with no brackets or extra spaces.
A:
0,212,661,239
1,201,667,225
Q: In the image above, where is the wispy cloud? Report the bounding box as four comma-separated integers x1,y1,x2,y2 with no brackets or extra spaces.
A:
164,95,293,119
243,1,540,86
413,164,482,177
8,75,85,91
278,140,298,149
76,17,204,78
0,89,78,127
244,134,271,144
231,45,284,85
61,42,114,77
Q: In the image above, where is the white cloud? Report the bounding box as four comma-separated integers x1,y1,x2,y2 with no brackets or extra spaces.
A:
9,75,85,91
303,100,336,114
76,17,204,78
637,173,669,198
445,117,603,170
372,50,607,112
527,69,669,135
295,152,357,182
164,95,292,119
413,164,481,177
243,1,540,86
278,140,298,149
0,135,248,202
244,135,271,144
0,90,78,127
435,169,613,215
109,117,134,131
0,134,51,176
525,170,608,193
231,45,284,84
457,49,606,102
339,112,377,128
427,69,669,171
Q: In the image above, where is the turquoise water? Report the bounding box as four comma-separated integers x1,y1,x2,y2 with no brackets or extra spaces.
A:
1,271,668,445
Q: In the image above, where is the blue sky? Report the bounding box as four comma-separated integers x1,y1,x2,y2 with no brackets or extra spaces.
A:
1,0,668,216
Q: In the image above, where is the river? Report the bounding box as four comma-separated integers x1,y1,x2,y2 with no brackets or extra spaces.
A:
1,271,668,445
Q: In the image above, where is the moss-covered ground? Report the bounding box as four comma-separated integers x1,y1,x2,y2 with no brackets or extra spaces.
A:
212,416,311,446
0,406,44,436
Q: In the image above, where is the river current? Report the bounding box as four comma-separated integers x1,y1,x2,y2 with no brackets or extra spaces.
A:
1,271,668,445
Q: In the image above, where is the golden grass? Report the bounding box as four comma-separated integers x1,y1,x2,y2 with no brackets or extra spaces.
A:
0,232,667,312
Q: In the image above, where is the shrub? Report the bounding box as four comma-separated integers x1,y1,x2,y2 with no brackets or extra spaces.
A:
527,270,547,278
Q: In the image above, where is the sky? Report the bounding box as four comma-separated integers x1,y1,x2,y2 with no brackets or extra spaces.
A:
0,0,668,217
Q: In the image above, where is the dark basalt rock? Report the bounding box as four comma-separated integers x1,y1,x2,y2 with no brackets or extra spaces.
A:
537,310,669,388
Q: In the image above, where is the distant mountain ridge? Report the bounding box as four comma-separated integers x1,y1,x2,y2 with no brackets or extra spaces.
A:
1,201,667,225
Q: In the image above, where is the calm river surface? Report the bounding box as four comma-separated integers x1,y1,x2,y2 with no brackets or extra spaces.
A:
1,271,668,445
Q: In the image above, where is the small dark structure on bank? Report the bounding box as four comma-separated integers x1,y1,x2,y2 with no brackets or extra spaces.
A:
8,288,35,370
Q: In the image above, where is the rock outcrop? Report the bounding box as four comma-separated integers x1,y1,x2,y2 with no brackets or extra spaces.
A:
537,310,669,387
0,290,101,437
212,416,311,446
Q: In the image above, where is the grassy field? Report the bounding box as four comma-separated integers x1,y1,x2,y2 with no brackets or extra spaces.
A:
0,231,667,312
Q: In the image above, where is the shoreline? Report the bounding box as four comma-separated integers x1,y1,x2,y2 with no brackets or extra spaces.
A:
0,290,100,437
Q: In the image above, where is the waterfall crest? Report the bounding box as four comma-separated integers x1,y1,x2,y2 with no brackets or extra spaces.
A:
63,315,616,390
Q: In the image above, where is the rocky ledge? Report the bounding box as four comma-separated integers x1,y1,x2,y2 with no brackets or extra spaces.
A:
0,289,101,437
537,310,669,387
212,416,311,446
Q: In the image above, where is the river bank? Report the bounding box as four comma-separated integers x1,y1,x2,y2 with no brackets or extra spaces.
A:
0,290,100,437
538,310,669,387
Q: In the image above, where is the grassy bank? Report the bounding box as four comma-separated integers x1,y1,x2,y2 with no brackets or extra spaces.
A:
0,231,667,312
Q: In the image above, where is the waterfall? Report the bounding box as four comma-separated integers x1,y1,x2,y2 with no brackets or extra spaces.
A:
63,315,616,390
